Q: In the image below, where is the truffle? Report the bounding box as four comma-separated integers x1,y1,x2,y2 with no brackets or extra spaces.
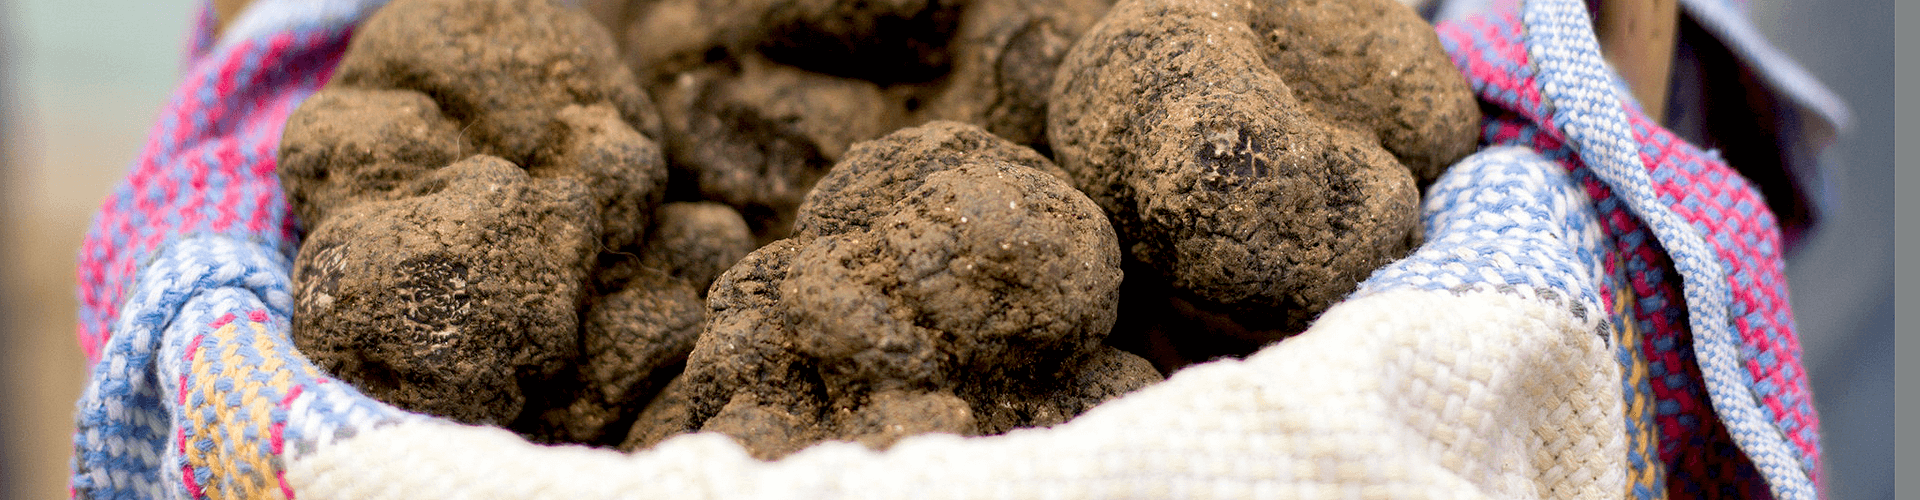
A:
280,0,700,434
650,55,903,242
622,122,1161,458
291,157,597,425
638,201,760,294
1047,0,1479,365
316,0,668,249
618,0,1111,240
520,266,706,444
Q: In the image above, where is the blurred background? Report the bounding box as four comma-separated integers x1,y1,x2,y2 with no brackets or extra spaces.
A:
3,2,198,499
1749,0,1898,497
0,0,1895,499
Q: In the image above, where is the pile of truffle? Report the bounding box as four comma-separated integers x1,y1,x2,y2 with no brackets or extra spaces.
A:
279,0,1477,457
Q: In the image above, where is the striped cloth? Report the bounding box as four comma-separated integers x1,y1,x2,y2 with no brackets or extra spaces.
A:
1436,3,1821,497
70,0,1823,498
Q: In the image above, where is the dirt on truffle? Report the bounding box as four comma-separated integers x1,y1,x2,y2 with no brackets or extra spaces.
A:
622,122,1161,459
649,55,903,242
281,0,747,439
638,201,760,293
311,0,668,250
292,157,598,425
518,265,706,444
612,0,1110,241
1047,0,1478,369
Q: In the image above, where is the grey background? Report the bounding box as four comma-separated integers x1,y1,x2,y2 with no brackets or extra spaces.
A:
1751,0,1897,497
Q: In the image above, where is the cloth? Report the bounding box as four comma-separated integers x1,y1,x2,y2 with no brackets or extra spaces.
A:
70,0,1823,498
1431,0,1850,252
70,0,373,496
1437,3,1823,497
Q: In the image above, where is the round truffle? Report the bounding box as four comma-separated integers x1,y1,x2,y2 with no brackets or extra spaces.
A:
279,0,679,433
292,157,598,425
317,0,668,249
1047,0,1478,347
623,122,1160,458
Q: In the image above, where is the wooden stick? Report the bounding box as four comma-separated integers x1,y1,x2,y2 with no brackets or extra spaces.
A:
1595,0,1680,120
214,0,254,38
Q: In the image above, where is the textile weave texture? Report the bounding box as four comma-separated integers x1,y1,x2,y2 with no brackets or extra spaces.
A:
1436,1,1820,497
71,0,1820,498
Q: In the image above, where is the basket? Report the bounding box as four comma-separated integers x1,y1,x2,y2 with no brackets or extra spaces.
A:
71,0,1825,497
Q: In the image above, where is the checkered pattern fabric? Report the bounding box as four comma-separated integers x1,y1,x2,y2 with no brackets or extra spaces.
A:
69,0,1821,498
1356,147,1610,309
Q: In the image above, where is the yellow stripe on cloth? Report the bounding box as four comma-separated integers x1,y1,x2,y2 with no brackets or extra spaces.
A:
186,320,311,500
1614,276,1667,500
